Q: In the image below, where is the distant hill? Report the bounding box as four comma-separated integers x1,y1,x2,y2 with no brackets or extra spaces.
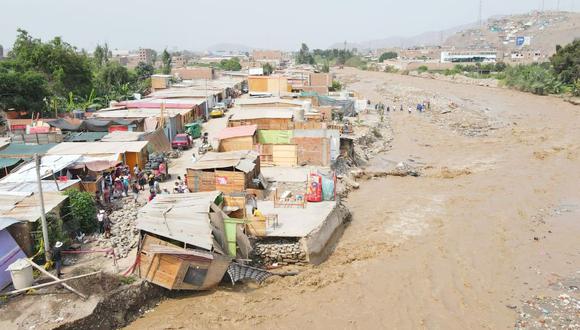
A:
329,11,580,52
329,22,476,50
206,43,253,53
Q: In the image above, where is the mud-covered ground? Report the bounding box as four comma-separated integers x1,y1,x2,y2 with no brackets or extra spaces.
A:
126,68,580,329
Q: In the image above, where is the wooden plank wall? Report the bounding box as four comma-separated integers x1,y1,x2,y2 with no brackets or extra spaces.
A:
272,145,298,166
139,234,182,290
214,170,246,194
223,194,247,218
218,136,253,152
187,170,216,192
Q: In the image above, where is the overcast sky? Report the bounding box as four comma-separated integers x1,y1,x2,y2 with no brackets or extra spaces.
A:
0,0,576,52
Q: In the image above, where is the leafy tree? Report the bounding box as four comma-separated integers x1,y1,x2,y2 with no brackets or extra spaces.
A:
95,62,131,96
62,189,97,234
219,58,242,71
93,43,110,68
0,61,49,113
417,65,429,73
550,39,580,85
10,29,93,98
135,61,154,80
321,61,330,73
504,63,562,95
330,80,342,91
161,49,172,74
262,63,274,75
379,51,398,62
296,43,315,65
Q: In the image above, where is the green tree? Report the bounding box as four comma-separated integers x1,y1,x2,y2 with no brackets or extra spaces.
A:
504,63,562,95
550,39,580,85
95,62,131,96
10,29,93,98
296,43,315,65
262,62,274,75
321,61,330,73
161,49,172,74
219,58,242,71
62,189,97,234
0,61,50,114
417,65,429,73
379,51,398,62
135,61,154,80
93,43,110,68
330,80,342,91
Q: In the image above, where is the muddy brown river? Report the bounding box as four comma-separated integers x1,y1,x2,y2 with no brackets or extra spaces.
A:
127,69,580,329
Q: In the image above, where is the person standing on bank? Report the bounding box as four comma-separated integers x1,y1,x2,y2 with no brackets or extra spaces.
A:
52,241,64,278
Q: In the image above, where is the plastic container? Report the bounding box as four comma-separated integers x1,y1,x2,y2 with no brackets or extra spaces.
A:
6,258,33,290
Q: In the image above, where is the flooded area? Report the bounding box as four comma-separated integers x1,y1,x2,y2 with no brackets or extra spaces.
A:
127,69,580,329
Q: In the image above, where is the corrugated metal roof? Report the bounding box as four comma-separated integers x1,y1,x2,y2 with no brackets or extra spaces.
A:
0,144,58,157
216,125,257,140
100,131,145,142
230,109,294,121
46,142,148,155
136,191,221,250
293,129,340,138
0,158,25,169
235,97,305,106
64,132,108,142
189,150,259,172
0,155,81,183
0,179,80,193
93,108,190,119
0,192,68,222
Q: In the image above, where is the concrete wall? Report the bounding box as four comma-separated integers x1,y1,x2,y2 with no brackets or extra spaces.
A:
301,203,351,265
172,67,215,80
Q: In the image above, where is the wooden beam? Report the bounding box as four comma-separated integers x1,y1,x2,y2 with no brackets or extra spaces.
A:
2,271,101,296
26,259,87,300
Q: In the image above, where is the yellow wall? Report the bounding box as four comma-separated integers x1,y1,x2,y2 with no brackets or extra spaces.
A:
248,76,291,94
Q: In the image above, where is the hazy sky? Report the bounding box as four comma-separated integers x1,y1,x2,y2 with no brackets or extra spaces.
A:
0,0,577,51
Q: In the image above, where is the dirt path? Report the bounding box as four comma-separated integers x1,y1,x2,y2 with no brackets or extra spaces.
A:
127,69,580,329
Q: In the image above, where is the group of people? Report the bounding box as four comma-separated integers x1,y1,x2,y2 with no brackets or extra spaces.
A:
376,100,431,116
100,165,133,204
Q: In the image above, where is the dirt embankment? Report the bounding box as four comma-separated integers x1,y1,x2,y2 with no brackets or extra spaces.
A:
124,68,580,329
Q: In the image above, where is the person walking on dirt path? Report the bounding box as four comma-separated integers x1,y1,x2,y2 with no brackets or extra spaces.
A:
138,171,147,191
153,178,161,194
103,212,112,238
408,107,412,114
400,104,403,112
131,182,140,202
133,165,139,177
122,175,129,197
52,241,64,278
97,209,106,234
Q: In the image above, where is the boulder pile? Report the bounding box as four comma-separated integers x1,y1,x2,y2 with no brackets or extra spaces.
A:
96,198,142,259
253,239,307,266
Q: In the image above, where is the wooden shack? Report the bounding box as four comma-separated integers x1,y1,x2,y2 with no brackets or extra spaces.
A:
186,151,262,194
228,109,294,130
217,125,258,152
135,191,233,291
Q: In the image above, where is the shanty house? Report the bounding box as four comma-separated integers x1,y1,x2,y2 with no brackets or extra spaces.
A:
46,141,149,170
0,218,27,289
187,151,262,194
228,109,294,130
135,191,233,290
217,125,258,152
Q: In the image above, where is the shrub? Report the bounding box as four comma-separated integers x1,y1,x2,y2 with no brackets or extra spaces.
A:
63,189,97,234
417,65,429,73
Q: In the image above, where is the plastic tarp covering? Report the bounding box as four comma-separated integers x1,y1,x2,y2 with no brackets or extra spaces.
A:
0,228,27,289
0,158,23,169
144,129,172,153
317,96,356,117
75,154,121,172
258,130,293,145
46,118,83,131
321,175,335,201
144,117,158,132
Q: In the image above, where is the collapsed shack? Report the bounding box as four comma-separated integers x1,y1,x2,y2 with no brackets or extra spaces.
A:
186,150,265,194
135,191,253,291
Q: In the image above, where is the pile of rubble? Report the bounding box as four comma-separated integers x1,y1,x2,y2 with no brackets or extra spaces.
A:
96,198,142,259
252,239,307,266
410,71,500,88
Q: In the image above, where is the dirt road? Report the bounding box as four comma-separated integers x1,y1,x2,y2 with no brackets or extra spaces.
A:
127,69,580,329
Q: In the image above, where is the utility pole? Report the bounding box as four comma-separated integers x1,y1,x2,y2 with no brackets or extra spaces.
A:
478,0,483,26
34,153,50,261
